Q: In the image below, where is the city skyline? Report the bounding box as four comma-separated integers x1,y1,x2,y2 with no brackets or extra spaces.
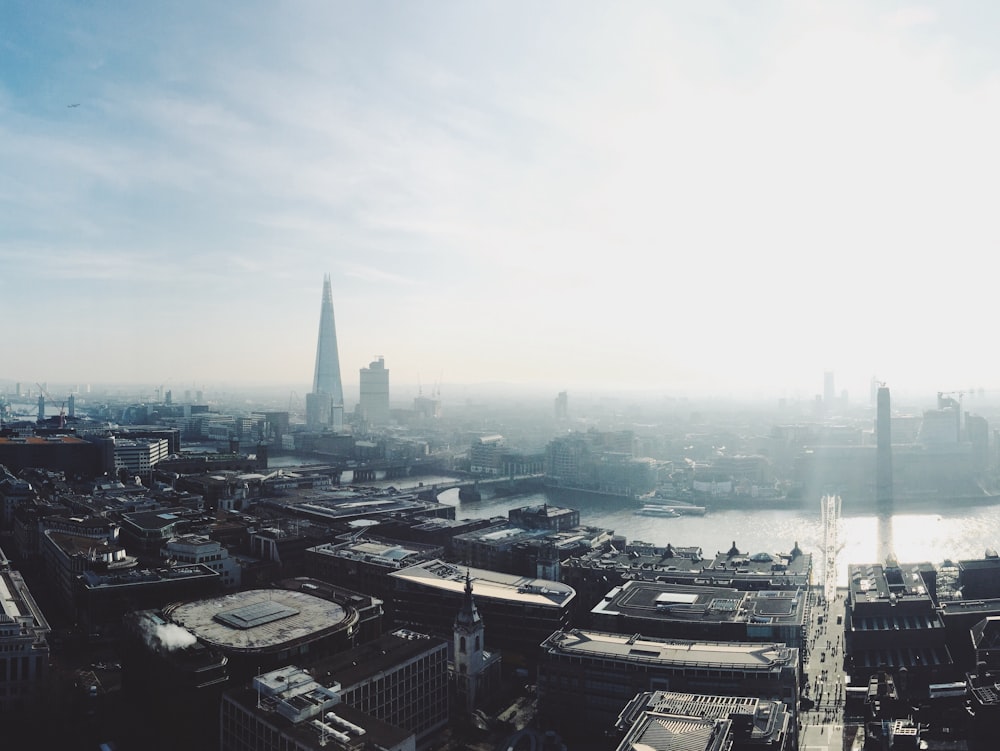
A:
5,3,1000,398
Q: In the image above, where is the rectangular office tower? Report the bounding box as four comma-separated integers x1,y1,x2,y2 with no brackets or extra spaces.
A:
359,356,390,427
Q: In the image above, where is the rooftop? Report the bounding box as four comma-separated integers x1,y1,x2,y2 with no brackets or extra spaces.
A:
389,559,575,608
542,629,797,671
164,589,351,652
308,629,447,689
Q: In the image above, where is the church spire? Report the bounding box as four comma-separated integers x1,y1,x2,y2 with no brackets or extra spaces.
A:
455,570,482,631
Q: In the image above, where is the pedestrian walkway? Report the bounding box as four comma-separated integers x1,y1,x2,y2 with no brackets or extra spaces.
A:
799,586,858,751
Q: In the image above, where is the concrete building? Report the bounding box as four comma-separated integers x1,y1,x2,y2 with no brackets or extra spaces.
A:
958,551,1000,599
277,577,385,644
508,503,580,531
162,588,360,679
0,548,50,712
0,433,114,477
845,560,954,693
468,434,505,475
305,538,443,614
537,629,800,740
389,559,575,658
562,540,811,628
308,629,450,746
162,533,242,589
451,521,612,578
221,665,413,751
39,515,132,618
613,691,795,751
114,437,170,478
306,274,345,431
590,579,807,651
359,356,390,427
544,431,657,498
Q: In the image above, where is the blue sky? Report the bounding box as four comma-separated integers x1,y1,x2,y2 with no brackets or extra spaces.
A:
4,2,1000,400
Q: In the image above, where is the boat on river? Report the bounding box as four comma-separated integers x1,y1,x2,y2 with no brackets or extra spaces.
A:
635,505,681,517
641,499,707,515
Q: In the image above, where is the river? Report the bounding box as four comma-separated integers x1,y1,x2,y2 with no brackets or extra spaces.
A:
355,474,1000,585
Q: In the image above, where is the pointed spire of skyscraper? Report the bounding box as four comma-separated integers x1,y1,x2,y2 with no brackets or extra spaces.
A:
306,274,345,430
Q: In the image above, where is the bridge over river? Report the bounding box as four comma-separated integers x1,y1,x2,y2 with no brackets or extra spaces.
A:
413,474,546,502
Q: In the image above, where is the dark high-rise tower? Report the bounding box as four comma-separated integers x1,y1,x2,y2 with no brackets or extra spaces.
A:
876,384,895,561
876,385,893,505
306,274,344,430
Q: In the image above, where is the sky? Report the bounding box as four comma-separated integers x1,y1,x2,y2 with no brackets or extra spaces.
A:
4,1,1000,401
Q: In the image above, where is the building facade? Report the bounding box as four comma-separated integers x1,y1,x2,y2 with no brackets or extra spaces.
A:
359,356,390,427
0,549,50,712
537,629,800,739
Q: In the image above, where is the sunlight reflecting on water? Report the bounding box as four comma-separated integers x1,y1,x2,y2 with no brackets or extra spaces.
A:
441,488,1000,585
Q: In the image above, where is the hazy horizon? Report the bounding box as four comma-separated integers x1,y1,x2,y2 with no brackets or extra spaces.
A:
5,2,1000,398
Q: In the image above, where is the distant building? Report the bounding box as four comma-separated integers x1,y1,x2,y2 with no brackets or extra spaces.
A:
0,433,114,477
114,437,170,479
544,431,656,498
554,391,568,420
306,274,345,431
359,356,390,427
469,434,505,475
451,521,611,578
508,503,579,531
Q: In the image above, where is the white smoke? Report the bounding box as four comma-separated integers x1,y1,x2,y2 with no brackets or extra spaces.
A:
154,622,198,651
138,615,198,652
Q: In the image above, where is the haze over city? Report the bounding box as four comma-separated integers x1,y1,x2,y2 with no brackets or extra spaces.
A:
5,1,1000,399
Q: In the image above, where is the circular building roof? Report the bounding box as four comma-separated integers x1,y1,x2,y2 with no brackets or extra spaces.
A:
164,589,350,654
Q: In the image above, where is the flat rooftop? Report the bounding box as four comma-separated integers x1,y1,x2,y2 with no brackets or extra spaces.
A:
542,629,797,671
164,589,350,652
308,629,447,689
389,559,575,608
593,581,806,626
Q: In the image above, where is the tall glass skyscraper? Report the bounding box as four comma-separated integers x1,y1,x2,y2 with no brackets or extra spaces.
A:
306,274,344,430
